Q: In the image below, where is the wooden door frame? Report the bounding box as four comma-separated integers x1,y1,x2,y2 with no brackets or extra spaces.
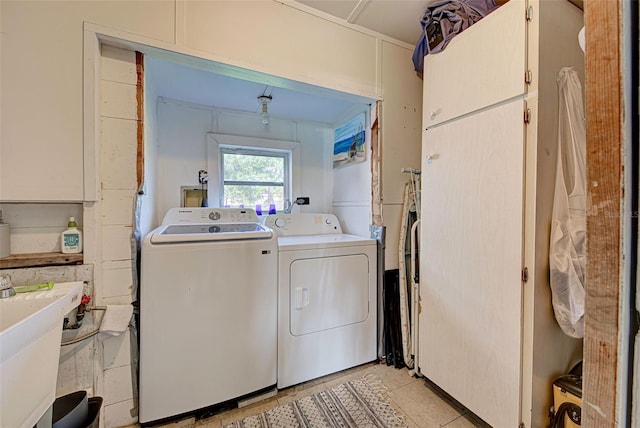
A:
584,0,630,426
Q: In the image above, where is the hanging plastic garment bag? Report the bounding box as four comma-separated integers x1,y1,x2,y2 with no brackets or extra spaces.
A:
549,67,587,338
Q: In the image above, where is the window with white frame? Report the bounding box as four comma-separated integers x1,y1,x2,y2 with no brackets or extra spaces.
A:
219,146,291,212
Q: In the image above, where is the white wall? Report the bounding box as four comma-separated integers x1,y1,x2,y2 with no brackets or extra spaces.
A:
154,98,335,226
141,56,159,240
97,45,138,306
93,45,138,428
181,1,379,99
0,0,175,201
379,41,423,269
332,109,373,238
155,99,211,225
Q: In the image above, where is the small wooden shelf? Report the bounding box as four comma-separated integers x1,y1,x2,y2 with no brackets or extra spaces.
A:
0,252,83,269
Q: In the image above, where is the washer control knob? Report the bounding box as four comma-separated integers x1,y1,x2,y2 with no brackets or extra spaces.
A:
209,211,221,221
325,218,332,225
274,218,286,228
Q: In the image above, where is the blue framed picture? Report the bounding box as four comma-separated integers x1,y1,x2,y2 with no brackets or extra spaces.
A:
333,113,366,168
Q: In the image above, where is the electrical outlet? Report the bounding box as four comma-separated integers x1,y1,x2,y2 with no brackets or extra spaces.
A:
295,197,310,205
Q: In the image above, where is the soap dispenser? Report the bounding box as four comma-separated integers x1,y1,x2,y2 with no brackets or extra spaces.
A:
61,217,83,254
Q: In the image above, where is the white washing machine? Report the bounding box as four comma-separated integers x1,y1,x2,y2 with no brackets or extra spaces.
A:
264,213,377,389
140,208,277,424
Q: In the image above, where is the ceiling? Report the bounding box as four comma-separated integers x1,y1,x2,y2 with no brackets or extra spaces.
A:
147,56,372,125
294,0,430,45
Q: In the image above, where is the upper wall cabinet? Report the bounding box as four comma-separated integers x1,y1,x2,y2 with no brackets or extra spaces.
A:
181,1,379,100
0,1,175,201
422,0,526,128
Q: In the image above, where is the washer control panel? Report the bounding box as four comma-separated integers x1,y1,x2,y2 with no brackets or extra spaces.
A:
264,213,342,236
161,208,259,225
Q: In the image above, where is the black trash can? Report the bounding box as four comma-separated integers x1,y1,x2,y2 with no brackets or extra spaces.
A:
86,397,103,428
52,391,87,428
51,391,102,428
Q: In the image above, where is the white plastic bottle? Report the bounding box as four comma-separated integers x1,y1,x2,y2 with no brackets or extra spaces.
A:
61,217,83,254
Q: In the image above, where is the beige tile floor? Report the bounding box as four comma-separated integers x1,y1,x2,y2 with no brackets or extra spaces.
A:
143,362,486,428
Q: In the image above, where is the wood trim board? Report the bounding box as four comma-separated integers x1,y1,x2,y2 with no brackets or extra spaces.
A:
584,0,624,426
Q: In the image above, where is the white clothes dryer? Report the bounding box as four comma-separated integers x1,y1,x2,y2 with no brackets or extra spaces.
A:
264,213,377,389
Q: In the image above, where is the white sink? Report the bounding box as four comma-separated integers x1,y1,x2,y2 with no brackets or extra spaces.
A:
0,281,84,428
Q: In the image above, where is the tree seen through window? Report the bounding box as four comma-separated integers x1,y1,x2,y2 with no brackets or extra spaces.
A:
221,148,289,211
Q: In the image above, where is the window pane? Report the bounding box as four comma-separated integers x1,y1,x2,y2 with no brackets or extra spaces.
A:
223,184,285,211
223,153,284,182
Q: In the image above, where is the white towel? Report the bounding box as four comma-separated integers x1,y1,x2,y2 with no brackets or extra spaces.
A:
99,305,133,336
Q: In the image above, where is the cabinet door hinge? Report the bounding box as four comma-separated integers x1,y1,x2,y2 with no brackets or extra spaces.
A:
525,70,533,85
519,423,525,428
526,5,533,21
522,267,529,283
524,108,531,124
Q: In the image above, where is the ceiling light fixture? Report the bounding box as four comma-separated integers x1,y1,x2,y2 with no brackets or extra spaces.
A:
258,95,272,125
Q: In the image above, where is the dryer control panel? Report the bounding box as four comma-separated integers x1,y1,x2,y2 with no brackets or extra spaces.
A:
264,213,342,236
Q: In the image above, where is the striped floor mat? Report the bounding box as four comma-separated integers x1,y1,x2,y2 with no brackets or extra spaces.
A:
223,375,407,428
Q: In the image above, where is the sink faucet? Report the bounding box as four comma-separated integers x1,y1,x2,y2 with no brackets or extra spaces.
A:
0,274,15,299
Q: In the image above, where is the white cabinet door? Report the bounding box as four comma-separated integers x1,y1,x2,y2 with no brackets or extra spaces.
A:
418,99,525,427
423,0,526,127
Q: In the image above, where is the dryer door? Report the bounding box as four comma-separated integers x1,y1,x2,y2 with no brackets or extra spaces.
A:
289,254,369,336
